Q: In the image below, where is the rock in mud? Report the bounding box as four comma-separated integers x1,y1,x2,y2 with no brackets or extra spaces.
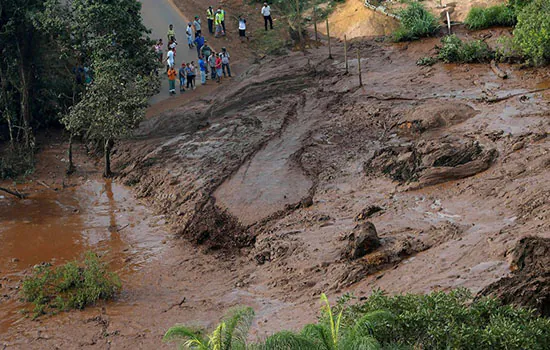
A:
344,221,381,260
479,236,550,316
366,137,497,187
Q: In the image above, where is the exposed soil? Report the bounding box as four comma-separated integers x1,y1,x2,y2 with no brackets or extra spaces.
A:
2,0,550,348
480,236,550,316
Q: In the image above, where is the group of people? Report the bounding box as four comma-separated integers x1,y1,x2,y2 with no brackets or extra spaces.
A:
157,2,276,95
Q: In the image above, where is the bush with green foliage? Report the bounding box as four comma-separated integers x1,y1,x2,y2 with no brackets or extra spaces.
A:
164,290,550,349
465,5,517,30
163,306,255,349
438,35,494,63
494,36,524,62
21,252,121,318
393,2,439,42
513,0,550,65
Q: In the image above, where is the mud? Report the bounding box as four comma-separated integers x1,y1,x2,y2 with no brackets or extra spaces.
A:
480,236,550,316
3,1,550,348
0,177,168,335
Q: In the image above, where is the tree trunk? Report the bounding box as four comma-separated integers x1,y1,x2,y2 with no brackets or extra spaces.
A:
296,0,303,48
67,134,75,174
16,36,33,149
104,139,114,177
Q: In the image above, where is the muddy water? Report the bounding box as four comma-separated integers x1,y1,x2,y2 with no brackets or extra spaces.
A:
0,180,166,333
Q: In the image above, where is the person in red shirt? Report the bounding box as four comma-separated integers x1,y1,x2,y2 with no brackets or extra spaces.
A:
215,53,222,83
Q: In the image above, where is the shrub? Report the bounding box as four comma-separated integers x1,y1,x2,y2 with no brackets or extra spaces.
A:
465,5,517,30
393,2,439,42
164,290,550,349
0,146,34,180
438,35,494,63
21,251,121,318
339,289,550,349
513,0,550,65
494,36,524,62
416,56,438,66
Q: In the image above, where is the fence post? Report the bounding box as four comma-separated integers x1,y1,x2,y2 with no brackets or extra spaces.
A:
344,35,348,74
313,7,318,42
326,18,332,59
357,49,362,87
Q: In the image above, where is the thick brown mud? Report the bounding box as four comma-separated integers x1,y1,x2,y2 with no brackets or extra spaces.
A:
0,179,167,334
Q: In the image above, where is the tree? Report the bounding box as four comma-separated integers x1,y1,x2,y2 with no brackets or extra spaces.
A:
63,58,157,177
163,306,255,350
36,0,159,175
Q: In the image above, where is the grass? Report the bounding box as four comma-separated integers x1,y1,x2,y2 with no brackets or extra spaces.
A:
393,2,439,42
513,0,550,65
164,289,550,349
438,35,494,63
251,26,289,56
465,5,517,30
21,251,121,319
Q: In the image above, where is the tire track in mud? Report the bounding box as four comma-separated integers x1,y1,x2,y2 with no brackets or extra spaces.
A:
213,93,313,226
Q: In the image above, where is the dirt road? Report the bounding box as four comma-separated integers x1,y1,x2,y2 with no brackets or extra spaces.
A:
141,0,196,104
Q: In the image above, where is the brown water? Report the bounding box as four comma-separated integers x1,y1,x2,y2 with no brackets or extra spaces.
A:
0,179,166,333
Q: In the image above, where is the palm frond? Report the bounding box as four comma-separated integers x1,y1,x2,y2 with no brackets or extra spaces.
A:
263,330,319,350
319,293,342,349
302,324,333,350
222,306,255,349
163,325,208,350
209,322,226,350
339,335,381,350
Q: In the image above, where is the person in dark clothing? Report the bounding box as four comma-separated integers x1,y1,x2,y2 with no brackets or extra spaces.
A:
261,2,273,31
178,63,186,92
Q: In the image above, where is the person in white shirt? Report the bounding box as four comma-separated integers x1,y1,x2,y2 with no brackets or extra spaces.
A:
238,16,248,42
165,47,175,72
261,2,273,31
186,23,194,48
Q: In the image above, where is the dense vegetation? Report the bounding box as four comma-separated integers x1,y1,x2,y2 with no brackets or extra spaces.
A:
438,35,494,63
21,252,121,319
464,5,516,30
393,2,439,42
0,0,159,178
164,289,550,349
513,0,550,65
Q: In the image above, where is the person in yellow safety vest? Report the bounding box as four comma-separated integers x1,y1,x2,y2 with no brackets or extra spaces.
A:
219,6,226,33
206,6,215,34
214,10,225,38
167,24,176,42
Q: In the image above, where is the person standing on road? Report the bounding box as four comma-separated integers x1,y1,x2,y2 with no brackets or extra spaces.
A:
220,47,231,78
167,66,177,95
261,2,273,31
165,46,175,72
155,39,164,63
194,33,205,58
208,51,217,81
178,63,186,93
186,61,196,90
186,23,194,49
201,41,212,63
238,16,248,42
198,56,207,85
215,53,223,83
193,16,202,38
206,6,215,34
167,24,176,42
215,10,224,37
219,6,226,33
